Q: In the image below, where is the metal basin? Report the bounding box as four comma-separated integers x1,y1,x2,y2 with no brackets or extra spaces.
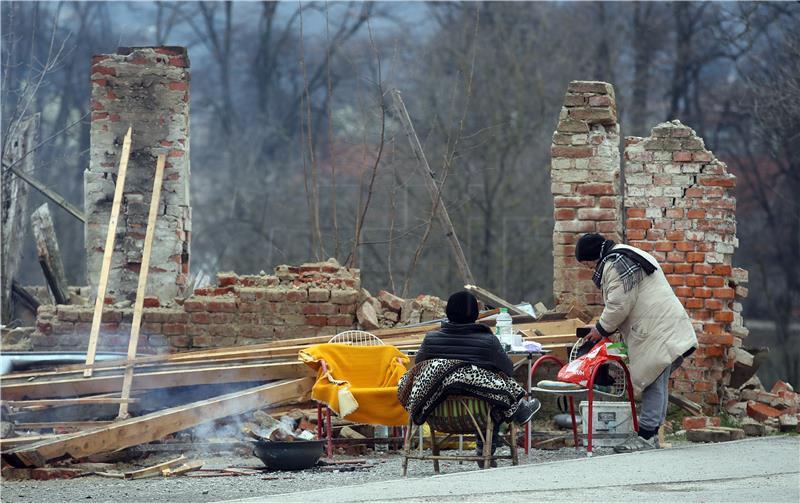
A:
252,440,324,471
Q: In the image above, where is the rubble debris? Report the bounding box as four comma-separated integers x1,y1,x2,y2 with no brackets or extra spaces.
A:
686,426,745,443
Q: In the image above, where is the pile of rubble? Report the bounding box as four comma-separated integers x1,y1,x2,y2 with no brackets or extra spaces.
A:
681,377,799,442
356,290,445,330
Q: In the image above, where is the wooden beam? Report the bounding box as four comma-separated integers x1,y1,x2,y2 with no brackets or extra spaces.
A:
3,377,314,467
10,280,40,313
1,361,312,400
118,154,165,419
31,203,69,304
12,422,114,431
3,398,138,409
1,435,62,451
390,89,475,286
84,126,132,377
3,163,85,223
463,285,529,317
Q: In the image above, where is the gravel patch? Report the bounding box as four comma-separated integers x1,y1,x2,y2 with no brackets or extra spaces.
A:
0,446,614,503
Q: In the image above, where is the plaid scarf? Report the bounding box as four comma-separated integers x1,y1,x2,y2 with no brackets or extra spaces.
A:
592,241,656,293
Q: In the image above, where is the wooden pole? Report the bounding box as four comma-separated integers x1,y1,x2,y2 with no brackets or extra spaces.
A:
31,203,70,304
390,89,475,286
84,127,132,377
118,154,165,419
4,163,86,222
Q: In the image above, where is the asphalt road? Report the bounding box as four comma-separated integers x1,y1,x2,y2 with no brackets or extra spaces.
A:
226,436,800,503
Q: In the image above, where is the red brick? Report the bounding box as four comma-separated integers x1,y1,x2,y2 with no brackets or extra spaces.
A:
712,264,732,276
578,208,616,220
182,299,206,312
661,263,674,273
666,251,685,262
705,276,725,287
627,208,646,218
704,299,723,311
142,296,161,308
675,287,693,297
703,323,722,335
686,275,704,287
626,229,646,240
747,401,783,422
666,230,684,241
694,264,713,275
190,312,211,324
555,208,576,220
685,298,703,309
713,287,735,299
674,263,693,273
673,151,693,162
305,315,328,327
687,209,705,219
713,310,734,323
598,197,617,208
207,299,237,312
771,381,795,394
675,241,694,252
666,275,685,286
577,183,615,196
328,315,355,327
682,416,720,430
687,252,705,262
655,241,674,252
162,323,185,335
554,196,595,207
631,241,654,251
627,219,652,230
698,175,736,188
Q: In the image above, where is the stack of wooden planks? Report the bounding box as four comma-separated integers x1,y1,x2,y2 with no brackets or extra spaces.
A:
0,315,584,468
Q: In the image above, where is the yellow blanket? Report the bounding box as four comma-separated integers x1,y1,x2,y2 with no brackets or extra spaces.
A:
299,343,410,426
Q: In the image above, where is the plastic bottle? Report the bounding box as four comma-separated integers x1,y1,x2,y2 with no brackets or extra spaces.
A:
495,308,513,348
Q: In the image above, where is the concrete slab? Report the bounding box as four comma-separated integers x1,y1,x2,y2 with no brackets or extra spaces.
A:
224,436,800,503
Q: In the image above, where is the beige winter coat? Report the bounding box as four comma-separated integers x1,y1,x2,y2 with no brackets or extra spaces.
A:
597,244,697,395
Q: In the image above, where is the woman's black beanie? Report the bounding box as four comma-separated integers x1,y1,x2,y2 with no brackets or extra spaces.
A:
575,233,606,261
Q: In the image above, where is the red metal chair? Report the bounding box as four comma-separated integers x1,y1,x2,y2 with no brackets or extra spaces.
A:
526,346,638,457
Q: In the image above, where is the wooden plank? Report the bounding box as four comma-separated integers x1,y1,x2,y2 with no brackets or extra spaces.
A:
124,455,185,480
31,203,70,304
391,89,475,286
3,377,314,467
84,126,133,377
1,361,312,400
10,280,40,313
463,285,529,317
163,460,203,477
118,154,165,419
1,435,62,451
13,422,114,431
3,163,85,223
3,398,138,409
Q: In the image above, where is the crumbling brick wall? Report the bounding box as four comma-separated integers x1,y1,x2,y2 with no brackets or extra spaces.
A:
550,81,749,408
625,120,747,405
551,81,622,314
85,47,191,305
31,260,360,353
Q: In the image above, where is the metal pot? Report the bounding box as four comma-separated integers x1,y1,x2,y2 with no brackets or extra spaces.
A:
252,440,324,471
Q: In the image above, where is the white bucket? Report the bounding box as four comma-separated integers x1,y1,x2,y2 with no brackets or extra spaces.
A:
578,401,635,447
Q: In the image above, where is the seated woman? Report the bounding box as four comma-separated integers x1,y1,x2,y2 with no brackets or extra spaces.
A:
413,291,540,460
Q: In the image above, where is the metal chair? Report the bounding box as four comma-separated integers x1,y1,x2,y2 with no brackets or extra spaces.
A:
315,330,397,457
401,395,518,476
527,338,638,457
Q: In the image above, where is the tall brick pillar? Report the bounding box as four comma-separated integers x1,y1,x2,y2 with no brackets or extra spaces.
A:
624,120,744,406
551,81,622,314
85,47,191,304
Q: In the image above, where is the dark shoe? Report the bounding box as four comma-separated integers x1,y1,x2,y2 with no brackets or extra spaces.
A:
474,446,497,468
512,398,542,425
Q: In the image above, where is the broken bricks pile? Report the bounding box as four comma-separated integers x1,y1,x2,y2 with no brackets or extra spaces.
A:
681,376,799,443
356,290,445,330
1,310,587,479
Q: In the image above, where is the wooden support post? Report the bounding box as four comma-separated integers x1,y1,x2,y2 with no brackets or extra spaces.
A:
1,114,39,323
118,154,165,419
31,203,70,305
390,89,475,286
84,127,132,378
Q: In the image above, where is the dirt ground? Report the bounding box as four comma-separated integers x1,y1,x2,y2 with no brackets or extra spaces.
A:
0,445,614,503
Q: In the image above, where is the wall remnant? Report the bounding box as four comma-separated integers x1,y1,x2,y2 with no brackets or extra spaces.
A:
551,81,622,314
85,47,191,305
550,81,749,408
31,260,360,353
624,120,744,405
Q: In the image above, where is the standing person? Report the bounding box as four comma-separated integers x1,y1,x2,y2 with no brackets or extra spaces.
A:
575,233,697,452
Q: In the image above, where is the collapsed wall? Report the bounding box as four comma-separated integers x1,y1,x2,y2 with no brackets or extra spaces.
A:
551,81,749,407
85,47,191,305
